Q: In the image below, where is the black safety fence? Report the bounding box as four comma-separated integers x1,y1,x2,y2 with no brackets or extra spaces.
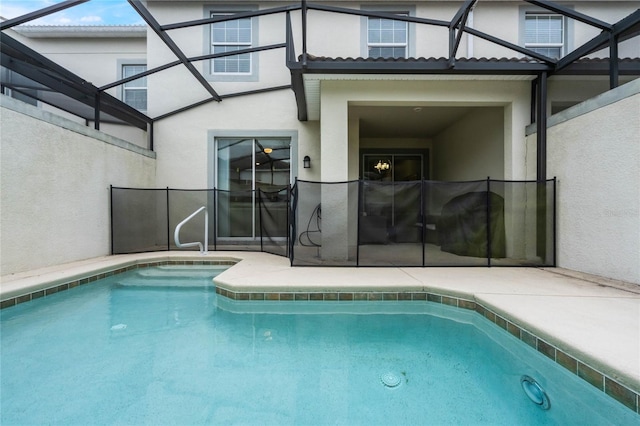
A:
111,186,291,256
111,178,555,267
290,178,555,267
291,180,360,266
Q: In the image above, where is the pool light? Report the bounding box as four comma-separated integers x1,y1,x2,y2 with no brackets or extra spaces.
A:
521,375,550,410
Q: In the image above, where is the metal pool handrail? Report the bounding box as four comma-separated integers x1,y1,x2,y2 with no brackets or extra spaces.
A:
174,206,208,255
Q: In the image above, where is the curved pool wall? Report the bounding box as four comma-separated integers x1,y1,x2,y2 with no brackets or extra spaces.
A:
0,253,638,416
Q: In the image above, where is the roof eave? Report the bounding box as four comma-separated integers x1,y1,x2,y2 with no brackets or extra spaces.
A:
11,25,147,38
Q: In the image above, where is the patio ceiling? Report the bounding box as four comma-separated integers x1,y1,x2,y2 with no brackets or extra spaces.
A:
353,105,473,139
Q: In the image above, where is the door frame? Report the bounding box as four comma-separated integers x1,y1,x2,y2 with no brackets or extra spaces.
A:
208,130,298,241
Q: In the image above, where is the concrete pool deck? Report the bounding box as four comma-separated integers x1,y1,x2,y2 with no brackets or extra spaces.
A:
1,251,639,412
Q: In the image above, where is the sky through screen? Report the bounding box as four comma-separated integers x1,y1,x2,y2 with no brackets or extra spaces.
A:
0,0,143,25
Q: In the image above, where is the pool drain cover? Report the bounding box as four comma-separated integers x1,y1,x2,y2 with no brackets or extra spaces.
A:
380,372,402,388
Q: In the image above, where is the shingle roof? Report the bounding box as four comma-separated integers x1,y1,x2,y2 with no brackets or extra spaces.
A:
297,54,640,75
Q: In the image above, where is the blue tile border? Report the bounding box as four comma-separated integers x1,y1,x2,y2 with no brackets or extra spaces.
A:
0,260,234,310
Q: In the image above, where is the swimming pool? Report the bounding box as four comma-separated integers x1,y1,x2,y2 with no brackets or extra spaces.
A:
0,265,636,425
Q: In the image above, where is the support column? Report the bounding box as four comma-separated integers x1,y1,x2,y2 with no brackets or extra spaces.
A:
94,92,101,130
536,72,547,182
609,33,619,90
320,88,351,261
535,72,548,260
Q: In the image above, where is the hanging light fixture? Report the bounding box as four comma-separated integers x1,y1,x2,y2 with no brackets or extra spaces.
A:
374,160,390,173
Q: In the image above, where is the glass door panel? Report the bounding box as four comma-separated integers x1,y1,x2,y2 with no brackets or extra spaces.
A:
393,155,422,182
217,138,254,238
216,138,291,239
363,155,392,181
255,139,290,238
254,138,291,192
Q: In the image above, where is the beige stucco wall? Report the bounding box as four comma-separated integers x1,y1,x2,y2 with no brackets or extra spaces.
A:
0,96,156,276
433,107,504,181
152,89,318,189
7,29,146,92
146,1,292,116
300,1,639,60
526,79,640,285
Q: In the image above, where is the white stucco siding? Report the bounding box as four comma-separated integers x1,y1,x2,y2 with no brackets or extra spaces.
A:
152,89,317,189
472,2,521,59
305,3,360,59
575,3,640,58
525,80,640,284
0,96,156,276
21,37,146,96
145,1,292,117
414,3,460,59
547,88,640,284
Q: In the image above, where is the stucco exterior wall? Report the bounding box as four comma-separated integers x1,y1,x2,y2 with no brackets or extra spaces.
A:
433,107,504,181
0,96,156,276
526,79,640,285
9,29,147,99
152,89,318,189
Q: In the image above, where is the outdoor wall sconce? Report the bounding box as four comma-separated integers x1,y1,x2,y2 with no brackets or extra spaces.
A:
374,160,390,173
303,155,311,168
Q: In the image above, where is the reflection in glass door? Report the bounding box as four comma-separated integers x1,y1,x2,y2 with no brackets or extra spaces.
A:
361,153,424,243
362,154,423,182
216,138,290,239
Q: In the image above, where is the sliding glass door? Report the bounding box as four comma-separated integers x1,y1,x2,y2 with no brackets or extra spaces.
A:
216,137,290,239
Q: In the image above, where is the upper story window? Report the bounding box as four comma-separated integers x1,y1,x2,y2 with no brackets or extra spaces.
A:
122,64,147,111
525,13,564,59
367,14,408,59
211,14,252,74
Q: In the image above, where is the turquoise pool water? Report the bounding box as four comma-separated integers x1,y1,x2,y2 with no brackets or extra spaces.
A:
0,266,635,425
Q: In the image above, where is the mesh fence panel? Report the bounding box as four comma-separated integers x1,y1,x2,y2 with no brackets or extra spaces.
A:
291,180,359,266
111,187,168,254
215,189,261,251
258,187,290,257
487,179,555,266
358,181,423,266
423,180,488,266
111,180,555,266
168,190,213,251
291,180,321,265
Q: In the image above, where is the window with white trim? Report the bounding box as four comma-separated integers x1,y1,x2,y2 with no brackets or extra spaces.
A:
367,13,408,59
525,13,564,59
211,13,252,74
122,64,147,111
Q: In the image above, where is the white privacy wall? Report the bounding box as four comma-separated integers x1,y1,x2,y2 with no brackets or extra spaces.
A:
0,96,156,276
527,79,640,285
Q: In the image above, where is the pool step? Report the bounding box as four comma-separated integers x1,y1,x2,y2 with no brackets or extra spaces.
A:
133,265,229,280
